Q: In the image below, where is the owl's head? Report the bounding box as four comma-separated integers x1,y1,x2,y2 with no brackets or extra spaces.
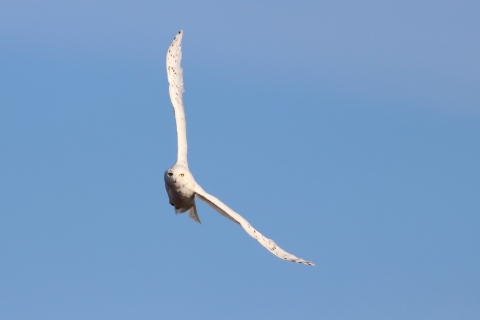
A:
164,165,193,184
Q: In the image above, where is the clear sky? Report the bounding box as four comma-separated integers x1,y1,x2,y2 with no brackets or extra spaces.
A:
1,1,479,319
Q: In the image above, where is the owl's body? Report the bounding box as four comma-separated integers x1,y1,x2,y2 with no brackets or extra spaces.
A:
164,165,200,223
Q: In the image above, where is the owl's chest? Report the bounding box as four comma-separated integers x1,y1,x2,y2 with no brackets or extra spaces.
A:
165,180,195,201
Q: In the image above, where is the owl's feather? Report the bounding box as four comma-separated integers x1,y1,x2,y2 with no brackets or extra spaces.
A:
166,30,188,166
195,185,315,266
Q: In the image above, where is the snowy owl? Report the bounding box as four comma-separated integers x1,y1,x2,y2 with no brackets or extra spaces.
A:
164,30,314,266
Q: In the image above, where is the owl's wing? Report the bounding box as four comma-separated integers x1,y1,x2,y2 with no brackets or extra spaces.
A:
166,30,188,166
194,184,315,266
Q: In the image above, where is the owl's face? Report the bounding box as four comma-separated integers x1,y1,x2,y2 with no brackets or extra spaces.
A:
164,165,194,185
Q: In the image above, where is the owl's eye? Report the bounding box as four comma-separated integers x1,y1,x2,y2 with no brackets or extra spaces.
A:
180,173,184,177
167,172,173,176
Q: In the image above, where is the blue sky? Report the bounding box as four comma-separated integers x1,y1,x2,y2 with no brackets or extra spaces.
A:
1,1,479,319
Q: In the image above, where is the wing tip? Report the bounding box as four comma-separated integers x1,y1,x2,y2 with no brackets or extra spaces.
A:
291,259,315,266
173,30,183,41
290,258,315,266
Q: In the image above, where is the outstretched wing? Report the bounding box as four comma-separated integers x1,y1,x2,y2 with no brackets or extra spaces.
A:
194,184,315,266
166,30,188,166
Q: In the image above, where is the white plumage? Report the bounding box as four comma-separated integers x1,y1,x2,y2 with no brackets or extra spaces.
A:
166,31,187,167
164,30,314,266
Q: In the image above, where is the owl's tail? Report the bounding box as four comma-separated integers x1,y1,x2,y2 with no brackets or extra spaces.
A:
188,201,201,224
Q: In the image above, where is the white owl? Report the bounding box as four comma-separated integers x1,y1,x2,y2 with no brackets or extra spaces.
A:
164,30,314,266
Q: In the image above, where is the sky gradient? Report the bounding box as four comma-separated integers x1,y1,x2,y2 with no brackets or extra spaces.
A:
1,1,479,319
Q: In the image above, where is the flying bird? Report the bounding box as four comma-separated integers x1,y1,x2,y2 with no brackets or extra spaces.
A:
164,30,314,266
